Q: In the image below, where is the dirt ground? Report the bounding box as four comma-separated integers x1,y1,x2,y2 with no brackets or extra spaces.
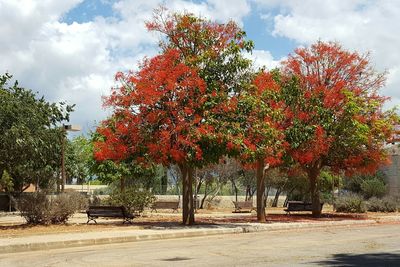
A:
2,206,396,238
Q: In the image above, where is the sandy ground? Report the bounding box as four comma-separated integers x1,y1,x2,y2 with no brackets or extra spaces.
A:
2,206,397,238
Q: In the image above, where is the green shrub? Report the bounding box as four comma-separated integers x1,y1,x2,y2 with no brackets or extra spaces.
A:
17,192,88,224
109,188,155,213
367,197,398,212
380,196,397,212
360,178,386,199
334,193,366,213
367,197,384,212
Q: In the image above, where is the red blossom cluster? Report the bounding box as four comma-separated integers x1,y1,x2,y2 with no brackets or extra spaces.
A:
282,41,393,175
95,48,209,165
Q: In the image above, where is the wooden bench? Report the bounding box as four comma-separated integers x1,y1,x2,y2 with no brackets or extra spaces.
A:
232,200,255,213
86,206,135,224
284,201,324,214
150,201,179,213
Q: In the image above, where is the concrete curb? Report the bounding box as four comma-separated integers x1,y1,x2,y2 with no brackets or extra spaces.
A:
0,219,382,254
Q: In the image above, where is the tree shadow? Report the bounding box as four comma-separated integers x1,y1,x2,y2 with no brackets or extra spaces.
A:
312,252,400,266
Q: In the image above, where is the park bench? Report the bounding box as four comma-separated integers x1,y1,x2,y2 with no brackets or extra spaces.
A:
150,200,179,213
284,201,324,215
86,206,135,224
232,200,255,213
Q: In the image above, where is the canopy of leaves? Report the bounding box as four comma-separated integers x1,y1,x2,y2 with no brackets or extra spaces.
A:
231,70,286,167
0,73,73,192
65,136,93,184
95,10,254,170
281,41,398,175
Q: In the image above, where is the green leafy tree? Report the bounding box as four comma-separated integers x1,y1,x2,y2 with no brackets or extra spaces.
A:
231,70,286,221
344,171,387,199
1,170,14,211
0,73,73,192
94,9,254,225
281,42,398,216
65,136,93,184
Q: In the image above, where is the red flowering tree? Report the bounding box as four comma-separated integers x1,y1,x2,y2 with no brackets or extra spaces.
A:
281,41,398,216
233,71,286,222
95,10,254,225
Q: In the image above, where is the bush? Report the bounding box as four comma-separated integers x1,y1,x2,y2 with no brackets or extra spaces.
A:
17,192,88,224
367,196,398,212
17,192,50,224
108,188,155,213
360,178,386,199
334,193,366,213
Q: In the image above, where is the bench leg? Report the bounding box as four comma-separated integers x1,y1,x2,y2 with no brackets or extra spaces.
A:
87,216,97,224
123,217,133,224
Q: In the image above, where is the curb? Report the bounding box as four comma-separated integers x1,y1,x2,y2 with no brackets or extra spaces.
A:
0,219,379,254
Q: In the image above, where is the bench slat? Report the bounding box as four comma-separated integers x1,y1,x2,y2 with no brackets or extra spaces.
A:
151,201,179,212
86,206,134,224
284,201,323,214
233,201,254,213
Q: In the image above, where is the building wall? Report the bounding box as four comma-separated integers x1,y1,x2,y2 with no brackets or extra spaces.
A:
381,146,400,196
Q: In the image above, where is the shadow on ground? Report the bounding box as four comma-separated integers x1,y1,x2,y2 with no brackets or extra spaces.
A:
0,213,370,233
312,252,400,266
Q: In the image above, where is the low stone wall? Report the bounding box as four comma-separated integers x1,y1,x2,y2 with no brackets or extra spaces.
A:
153,195,287,209
87,194,287,209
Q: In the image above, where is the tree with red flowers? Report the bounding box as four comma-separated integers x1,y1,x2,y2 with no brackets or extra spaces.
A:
94,9,254,225
281,41,398,216
232,70,286,222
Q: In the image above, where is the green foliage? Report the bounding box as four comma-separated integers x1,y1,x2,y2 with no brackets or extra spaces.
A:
360,178,387,199
344,171,387,198
0,170,14,192
108,188,156,213
91,131,166,190
319,170,342,204
66,136,93,184
284,174,310,202
367,197,398,212
84,179,104,185
17,192,87,224
334,193,367,213
0,73,74,192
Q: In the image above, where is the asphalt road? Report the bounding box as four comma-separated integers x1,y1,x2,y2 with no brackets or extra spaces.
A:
1,223,400,267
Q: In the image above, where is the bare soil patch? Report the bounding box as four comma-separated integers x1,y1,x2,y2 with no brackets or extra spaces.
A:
1,209,398,238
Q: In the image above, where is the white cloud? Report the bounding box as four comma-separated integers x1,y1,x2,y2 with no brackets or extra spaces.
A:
245,50,282,70
4,0,398,135
253,0,400,108
0,0,253,133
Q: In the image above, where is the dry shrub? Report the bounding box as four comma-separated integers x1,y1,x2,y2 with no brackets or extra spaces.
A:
17,192,88,224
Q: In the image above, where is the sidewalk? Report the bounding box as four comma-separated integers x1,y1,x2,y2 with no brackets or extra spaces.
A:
1,211,399,254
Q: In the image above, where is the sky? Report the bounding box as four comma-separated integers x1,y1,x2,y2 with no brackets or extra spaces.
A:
1,0,400,135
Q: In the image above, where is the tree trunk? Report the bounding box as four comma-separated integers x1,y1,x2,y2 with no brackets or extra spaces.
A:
120,176,126,193
179,163,194,225
161,169,168,195
265,186,270,200
256,158,266,222
8,193,12,212
308,167,322,217
200,182,208,209
272,187,281,207
284,187,296,207
231,179,238,203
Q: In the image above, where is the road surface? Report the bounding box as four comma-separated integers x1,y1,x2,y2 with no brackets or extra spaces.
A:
1,223,399,266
